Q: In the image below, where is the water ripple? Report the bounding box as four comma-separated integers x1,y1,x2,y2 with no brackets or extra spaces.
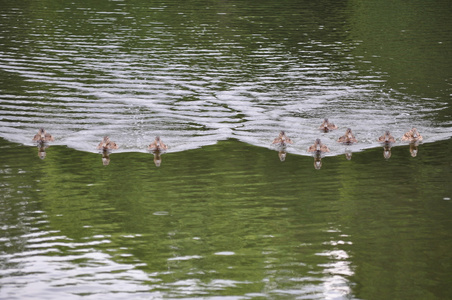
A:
0,0,451,157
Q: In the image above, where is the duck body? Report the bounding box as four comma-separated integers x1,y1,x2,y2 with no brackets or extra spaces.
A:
402,128,423,142
308,139,330,155
96,136,118,151
148,136,168,151
337,128,357,144
32,128,54,143
319,118,338,132
272,131,293,147
378,131,396,144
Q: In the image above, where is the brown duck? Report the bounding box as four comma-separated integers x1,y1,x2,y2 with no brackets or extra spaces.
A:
96,136,118,150
378,131,396,144
308,139,330,154
401,128,423,142
272,131,293,147
148,136,168,151
32,128,54,143
337,128,357,144
319,118,338,132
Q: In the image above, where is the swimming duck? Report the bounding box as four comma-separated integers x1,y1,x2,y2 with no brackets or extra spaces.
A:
337,128,357,144
272,131,293,146
378,131,396,144
96,136,118,151
319,118,338,132
32,128,54,143
148,136,168,151
307,139,330,154
401,128,423,142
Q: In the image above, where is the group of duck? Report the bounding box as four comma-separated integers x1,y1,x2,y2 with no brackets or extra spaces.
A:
32,128,168,166
31,118,423,168
271,118,423,168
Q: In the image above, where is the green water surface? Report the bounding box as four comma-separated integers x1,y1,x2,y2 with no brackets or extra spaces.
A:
1,137,451,299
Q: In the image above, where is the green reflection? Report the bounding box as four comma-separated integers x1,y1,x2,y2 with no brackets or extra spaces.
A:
1,137,452,298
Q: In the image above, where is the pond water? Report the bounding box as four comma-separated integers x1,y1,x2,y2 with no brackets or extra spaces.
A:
1,0,451,299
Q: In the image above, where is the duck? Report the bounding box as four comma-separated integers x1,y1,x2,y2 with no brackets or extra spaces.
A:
401,128,423,142
307,139,330,154
378,131,396,144
148,136,168,151
32,128,54,143
337,128,357,144
272,131,293,146
96,136,118,151
319,118,338,132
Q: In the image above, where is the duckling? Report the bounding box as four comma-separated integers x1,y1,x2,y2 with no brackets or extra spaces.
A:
337,128,357,144
148,136,168,151
96,136,118,151
319,118,338,132
32,128,54,143
378,131,396,144
401,128,423,142
307,139,330,154
272,131,293,147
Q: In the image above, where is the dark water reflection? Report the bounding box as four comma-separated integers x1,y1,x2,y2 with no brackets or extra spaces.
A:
1,137,452,299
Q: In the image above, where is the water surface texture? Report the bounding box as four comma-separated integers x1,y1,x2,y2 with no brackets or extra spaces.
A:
1,0,452,299
0,0,451,154
1,137,452,299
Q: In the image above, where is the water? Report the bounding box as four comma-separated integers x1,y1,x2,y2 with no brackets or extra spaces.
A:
1,137,452,299
1,0,451,154
1,0,452,299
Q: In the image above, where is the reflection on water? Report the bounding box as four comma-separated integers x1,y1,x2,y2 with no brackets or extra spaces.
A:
382,144,392,160
101,149,111,165
36,142,50,159
409,142,421,158
345,149,353,161
150,149,164,167
313,154,323,169
1,137,452,299
277,150,287,162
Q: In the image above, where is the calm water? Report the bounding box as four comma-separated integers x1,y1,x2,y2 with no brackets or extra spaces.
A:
1,0,452,299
